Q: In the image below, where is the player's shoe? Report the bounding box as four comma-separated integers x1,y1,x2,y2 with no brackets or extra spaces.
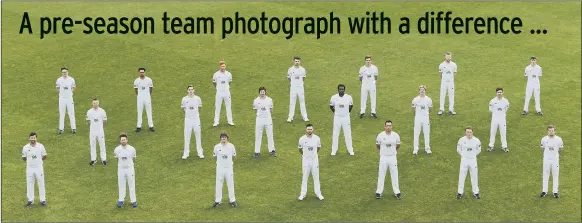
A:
198,154,205,159
360,113,365,119
213,122,219,127
449,110,457,115
395,193,402,200
253,153,259,158
40,201,47,207
287,118,292,123
522,111,527,115
316,195,324,200
487,147,493,152
102,160,108,166
298,195,306,201
502,147,509,152
330,153,336,156
537,111,543,116
473,193,481,199
437,110,444,115
135,128,142,132
540,192,547,197
553,193,560,198
149,127,155,132
271,150,277,157
89,160,97,166
228,122,235,126
426,149,432,154
371,113,377,118
212,202,220,207
456,193,463,199
72,129,76,134
349,152,355,156
131,202,137,208
25,201,33,207
231,201,238,207
117,201,124,208
304,118,309,122
375,193,382,199
57,130,64,135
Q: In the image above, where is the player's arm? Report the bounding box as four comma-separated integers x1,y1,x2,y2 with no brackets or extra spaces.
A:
411,99,416,112
428,99,433,113
231,145,236,160
505,100,510,111
86,111,91,124
453,64,457,76
134,80,138,95
348,96,354,113
55,80,61,96
270,99,273,113
558,138,563,152
396,134,401,152
198,97,202,112
489,101,493,113
21,147,27,161
287,69,292,81
298,139,303,155
71,79,77,92
41,146,47,160
181,98,186,113
213,147,218,160
540,138,545,151
212,73,217,87
102,111,107,124
374,67,378,80
359,68,363,81
439,64,443,79
228,73,233,83
317,137,322,152
149,79,153,94
302,69,306,81
538,67,542,79
524,67,529,78
375,135,381,151
132,148,137,161
329,97,336,113
475,141,482,155
457,139,462,155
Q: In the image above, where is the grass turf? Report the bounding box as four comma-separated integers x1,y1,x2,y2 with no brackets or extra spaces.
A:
1,2,581,222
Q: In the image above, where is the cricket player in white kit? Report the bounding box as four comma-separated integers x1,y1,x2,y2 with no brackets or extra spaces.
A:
22,132,47,207
456,126,482,199
488,88,510,152
134,68,155,132
213,61,235,127
253,87,277,158
181,85,204,160
56,67,77,134
359,55,379,119
438,52,458,115
287,56,309,122
213,132,238,208
412,85,433,155
298,124,324,201
330,84,355,156
375,120,402,200
522,56,544,116
114,133,138,208
86,98,108,166
539,125,563,198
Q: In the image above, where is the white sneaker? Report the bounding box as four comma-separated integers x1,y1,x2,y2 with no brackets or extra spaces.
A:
304,118,309,122
228,122,235,126
349,152,355,156
287,118,292,123
298,195,306,201
213,122,219,127
182,155,188,160
198,154,205,159
426,150,432,154
316,195,324,200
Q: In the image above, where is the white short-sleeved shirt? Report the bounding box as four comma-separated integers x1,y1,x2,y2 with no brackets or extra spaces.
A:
181,96,202,119
457,136,481,159
114,145,136,168
412,96,433,118
213,71,232,92
376,131,401,156
359,65,379,85
489,97,509,119
541,135,563,160
214,143,236,169
288,66,306,87
253,96,273,119
134,77,153,98
22,143,47,168
330,94,353,117
525,64,542,84
56,76,76,98
439,61,457,82
298,134,321,162
86,108,107,133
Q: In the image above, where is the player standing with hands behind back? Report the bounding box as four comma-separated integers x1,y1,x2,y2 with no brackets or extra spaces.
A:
253,87,276,158
22,132,47,207
86,98,108,166
298,124,324,201
213,61,235,127
456,126,481,200
412,85,433,155
438,52,457,116
115,133,138,208
134,68,155,132
375,120,402,200
488,88,510,152
539,125,563,198
359,55,379,118
181,85,204,160
56,67,77,134
522,56,543,116
330,84,355,156
287,56,309,122
213,132,238,208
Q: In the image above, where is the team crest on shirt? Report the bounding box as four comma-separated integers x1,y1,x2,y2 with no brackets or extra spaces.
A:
222,155,228,159
122,157,127,161
308,147,314,151
386,144,391,147
141,87,146,90
261,107,267,111
189,107,195,110
367,75,371,78
421,105,425,110
467,148,473,152
549,147,554,151
221,81,226,84
31,154,37,159
64,87,69,90
339,104,344,108
295,77,300,79
94,118,98,122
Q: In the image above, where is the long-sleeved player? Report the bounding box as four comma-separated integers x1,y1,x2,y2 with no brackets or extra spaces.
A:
181,85,204,160
86,98,108,166
56,67,77,134
359,55,379,118
22,132,47,207
298,124,324,201
488,87,510,152
330,84,355,156
522,56,544,116
213,61,235,127
115,133,138,208
253,87,276,158
375,120,402,200
438,52,458,115
134,68,155,132
412,85,433,155
213,132,238,208
539,125,563,198
456,126,481,199
287,56,309,122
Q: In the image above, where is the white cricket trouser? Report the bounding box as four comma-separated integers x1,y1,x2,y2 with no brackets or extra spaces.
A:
58,97,76,130
524,83,541,112
136,96,154,128
288,86,308,120
489,118,507,148
118,167,136,202
215,167,236,203
331,116,354,155
255,117,275,153
542,158,559,193
458,158,479,194
89,131,106,161
413,116,430,153
26,166,46,202
376,155,400,194
214,91,233,123
439,81,455,111
360,84,377,114
184,118,202,157
300,160,322,197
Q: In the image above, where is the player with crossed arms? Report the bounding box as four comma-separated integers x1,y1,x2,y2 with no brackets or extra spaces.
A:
86,98,108,166
411,85,433,155
488,87,510,152
359,55,379,119
287,56,309,122
375,120,402,200
115,133,138,208
213,61,235,127
181,85,204,160
134,68,155,132
56,67,77,134
298,123,324,201
330,84,355,156
253,87,276,158
539,125,563,198
22,132,48,207
456,126,481,200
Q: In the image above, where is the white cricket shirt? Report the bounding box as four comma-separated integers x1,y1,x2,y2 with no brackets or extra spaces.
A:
21,143,47,168
412,96,433,118
525,64,542,84
457,136,481,159
330,94,353,117
489,97,509,120
114,145,136,168
376,131,401,156
134,77,153,98
288,66,306,87
181,95,202,119
359,65,379,85
56,76,76,98
253,96,273,119
86,108,107,133
214,143,236,169
541,135,564,160
213,71,232,92
439,61,457,82
298,134,321,162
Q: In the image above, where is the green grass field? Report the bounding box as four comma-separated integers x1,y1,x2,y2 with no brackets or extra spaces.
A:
2,2,581,222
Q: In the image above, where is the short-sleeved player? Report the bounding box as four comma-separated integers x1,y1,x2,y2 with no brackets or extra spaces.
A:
86,98,108,166
134,68,155,132
298,124,324,201
330,84,355,156
253,87,276,158
539,125,563,198
213,61,235,127
456,126,481,200
114,133,138,208
287,56,309,122
438,52,458,115
181,85,204,159
359,55,379,118
375,120,402,200
488,88,510,152
522,56,543,115
213,132,238,208
411,85,433,155
22,132,47,207
56,67,77,134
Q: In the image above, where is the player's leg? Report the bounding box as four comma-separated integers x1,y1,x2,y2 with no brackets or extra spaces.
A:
458,162,468,194
424,119,431,152
37,168,46,202
226,168,236,202
331,117,341,155
97,133,107,161
136,98,144,128
413,118,421,154
118,170,126,202
300,164,310,197
488,120,498,148
469,161,479,195
298,87,308,120
128,168,136,203
523,85,533,112
343,118,354,155
67,98,76,130
145,98,154,128
500,119,508,149
370,86,377,114
388,157,400,195
439,81,446,111
214,93,222,124
58,98,66,131
312,163,322,197
90,133,97,162
448,82,455,111
360,86,368,114
266,120,275,152
534,85,542,112
288,88,297,120
26,169,35,202
194,119,203,157
254,120,264,154
542,161,550,193
225,92,234,124
215,169,225,203
376,159,388,194
551,160,559,194
184,119,192,158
